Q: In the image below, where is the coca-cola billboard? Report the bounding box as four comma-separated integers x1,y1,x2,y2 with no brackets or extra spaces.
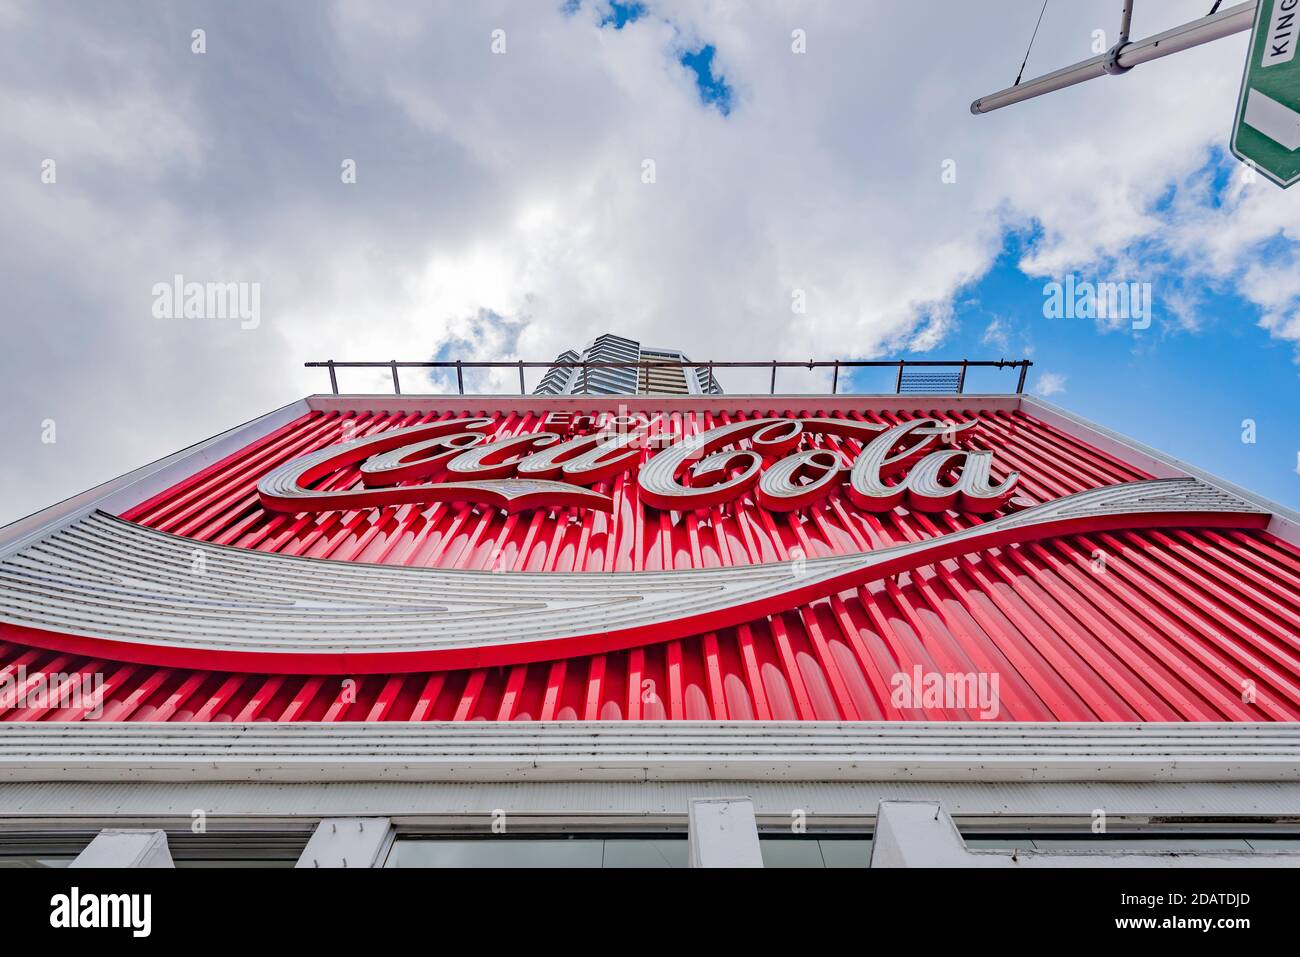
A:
258,413,1021,517
0,396,1293,723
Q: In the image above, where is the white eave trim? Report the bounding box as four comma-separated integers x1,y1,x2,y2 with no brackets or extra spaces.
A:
0,722,1296,784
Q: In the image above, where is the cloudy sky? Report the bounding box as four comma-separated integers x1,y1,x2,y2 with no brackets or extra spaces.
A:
2,0,1298,525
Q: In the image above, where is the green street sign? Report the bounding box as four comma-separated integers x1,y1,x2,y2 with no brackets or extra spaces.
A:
1232,0,1300,187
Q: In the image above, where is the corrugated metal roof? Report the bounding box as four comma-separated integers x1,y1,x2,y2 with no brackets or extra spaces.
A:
1,403,1297,723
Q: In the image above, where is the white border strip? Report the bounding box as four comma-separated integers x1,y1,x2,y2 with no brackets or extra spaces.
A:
0,722,1296,784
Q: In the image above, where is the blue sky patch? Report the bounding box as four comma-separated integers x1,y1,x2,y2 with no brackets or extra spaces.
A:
679,44,732,116
599,2,646,29
429,310,527,393
846,230,1300,509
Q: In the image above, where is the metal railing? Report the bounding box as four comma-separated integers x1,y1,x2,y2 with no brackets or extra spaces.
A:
305,358,1033,396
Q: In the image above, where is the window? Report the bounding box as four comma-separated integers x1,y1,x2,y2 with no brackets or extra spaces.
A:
961,834,1300,853
383,834,876,868
385,836,689,868
760,837,873,868
0,856,75,868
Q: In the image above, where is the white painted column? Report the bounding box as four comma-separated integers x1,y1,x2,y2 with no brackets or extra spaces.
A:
296,818,395,868
870,800,1300,867
70,829,174,868
688,797,763,868
870,801,975,867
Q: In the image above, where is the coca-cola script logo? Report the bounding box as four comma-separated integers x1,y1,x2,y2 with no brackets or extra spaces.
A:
257,415,1021,516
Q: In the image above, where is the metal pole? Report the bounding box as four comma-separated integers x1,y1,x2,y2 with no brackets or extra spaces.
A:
455,361,464,395
518,360,526,395
327,360,338,395
895,361,904,394
957,360,968,394
971,1,1255,114
831,360,839,395
390,361,401,395
770,361,777,395
1016,361,1030,394
1103,0,1137,76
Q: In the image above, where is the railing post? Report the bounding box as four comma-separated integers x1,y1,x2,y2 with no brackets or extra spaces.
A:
895,361,904,394
390,361,401,395
770,360,777,395
956,360,967,394
831,360,839,395
518,360,526,395
455,361,464,395
1016,361,1030,394
707,362,715,394
327,360,338,395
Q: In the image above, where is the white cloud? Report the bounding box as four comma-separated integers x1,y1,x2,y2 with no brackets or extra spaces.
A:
1,0,1297,523
981,316,1010,352
1033,372,1067,397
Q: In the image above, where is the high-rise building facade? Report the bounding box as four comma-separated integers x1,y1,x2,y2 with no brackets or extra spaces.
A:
534,333,722,396
0,358,1298,869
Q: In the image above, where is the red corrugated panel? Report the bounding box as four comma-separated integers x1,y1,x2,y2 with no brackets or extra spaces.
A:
3,405,1298,722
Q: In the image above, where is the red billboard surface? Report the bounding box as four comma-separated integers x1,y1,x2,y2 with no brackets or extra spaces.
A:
1,398,1297,722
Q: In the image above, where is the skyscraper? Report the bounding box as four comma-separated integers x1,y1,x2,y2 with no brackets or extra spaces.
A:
534,333,722,396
